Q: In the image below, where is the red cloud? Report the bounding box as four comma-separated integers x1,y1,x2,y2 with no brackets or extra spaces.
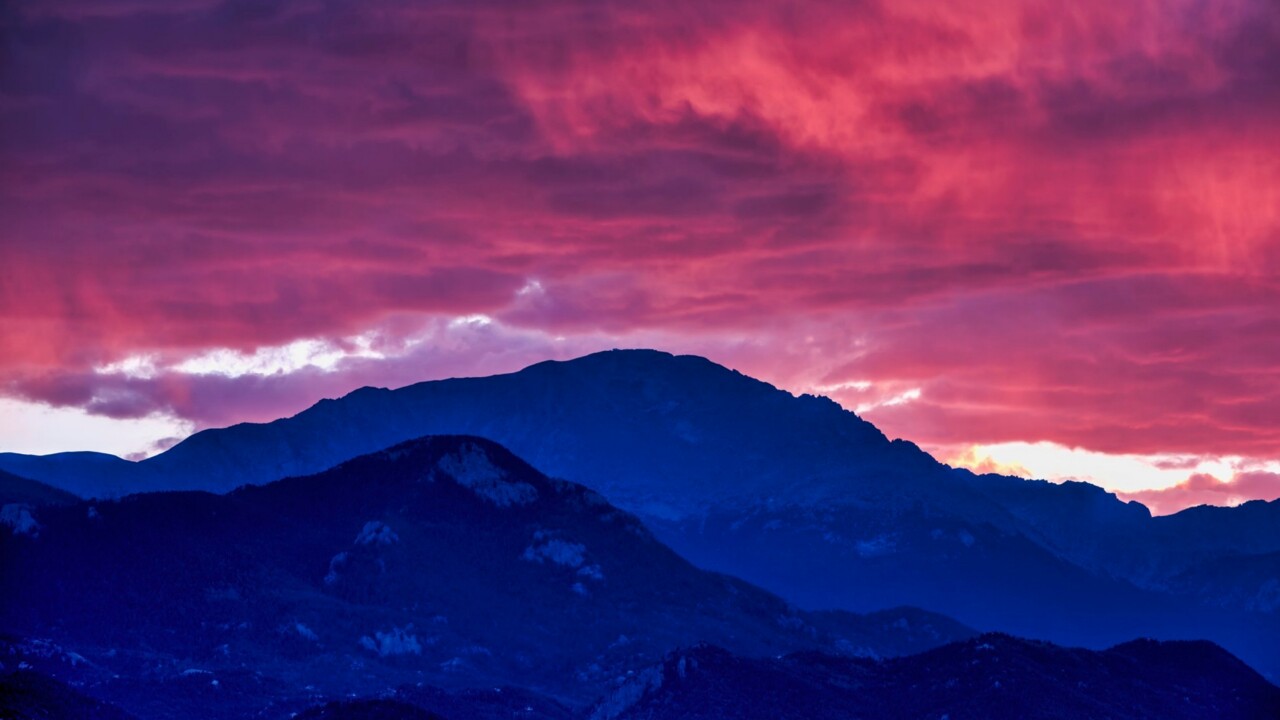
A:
1120,472,1280,516
1,0,1278,511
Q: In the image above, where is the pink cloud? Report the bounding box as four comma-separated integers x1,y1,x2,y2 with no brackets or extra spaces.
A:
1120,471,1280,516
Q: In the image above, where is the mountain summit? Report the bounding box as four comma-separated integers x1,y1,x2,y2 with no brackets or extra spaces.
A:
6,350,918,509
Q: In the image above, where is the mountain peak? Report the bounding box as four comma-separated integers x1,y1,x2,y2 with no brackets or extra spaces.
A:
63,348,888,509
527,347,680,367
258,435,558,514
507,348,779,399
361,436,543,508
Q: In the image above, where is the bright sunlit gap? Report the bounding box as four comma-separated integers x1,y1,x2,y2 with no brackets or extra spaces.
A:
0,397,192,459
942,440,1280,494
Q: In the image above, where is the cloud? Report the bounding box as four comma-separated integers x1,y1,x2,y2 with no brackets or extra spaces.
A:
1,0,1278,510
1120,471,1280,516
944,446,1032,479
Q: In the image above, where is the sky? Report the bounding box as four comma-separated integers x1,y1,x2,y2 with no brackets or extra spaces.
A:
2,0,1279,514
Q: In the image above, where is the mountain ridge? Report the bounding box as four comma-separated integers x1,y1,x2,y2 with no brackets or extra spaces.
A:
0,469,80,507
0,434,971,719
588,633,1280,720
3,349,1279,677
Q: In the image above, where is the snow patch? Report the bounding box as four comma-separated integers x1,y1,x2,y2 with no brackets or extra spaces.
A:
1,504,40,537
436,443,537,507
324,552,349,586
522,538,587,568
777,615,809,632
590,665,664,720
355,520,399,546
294,623,319,642
855,534,897,558
835,639,880,658
675,656,702,679
1249,578,1280,612
360,626,421,657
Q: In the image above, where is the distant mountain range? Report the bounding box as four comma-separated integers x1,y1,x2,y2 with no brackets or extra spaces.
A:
0,451,137,498
267,634,1280,719
9,630,1278,720
3,350,1279,681
1,670,138,720
0,468,79,507
0,436,969,719
588,634,1280,720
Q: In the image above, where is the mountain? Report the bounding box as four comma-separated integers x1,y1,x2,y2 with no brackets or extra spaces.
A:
279,634,1280,719
0,350,928,508
294,700,444,720
4,349,1279,676
0,469,80,506
0,436,970,720
1,469,79,540
0,670,137,720
0,452,136,499
588,634,1280,720
293,684,576,720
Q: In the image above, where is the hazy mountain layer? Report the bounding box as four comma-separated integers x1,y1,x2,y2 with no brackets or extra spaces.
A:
0,436,968,719
590,634,1280,720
